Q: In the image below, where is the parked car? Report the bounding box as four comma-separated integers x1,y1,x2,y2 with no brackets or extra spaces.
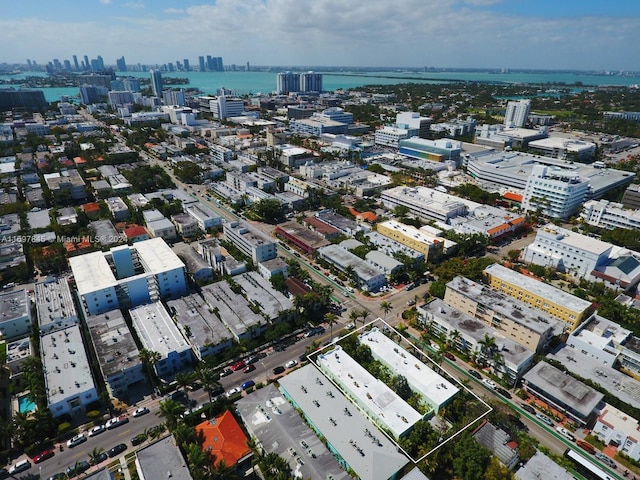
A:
595,452,617,469
231,360,246,371
576,439,596,454
520,403,536,414
286,360,298,368
482,378,497,390
132,406,149,417
219,368,233,377
108,443,128,458
106,415,129,430
226,387,242,397
90,451,108,465
345,322,355,330
46,473,67,480
243,364,256,374
33,449,55,464
555,426,576,442
495,387,512,399
406,299,416,306
67,433,87,448
66,460,90,477
241,380,255,390
468,369,482,380
88,424,106,437
246,355,260,365
131,434,146,446
9,459,31,474
536,413,554,427
444,352,455,361
273,366,285,375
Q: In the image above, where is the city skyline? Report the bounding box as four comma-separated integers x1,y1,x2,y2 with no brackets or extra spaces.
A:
1,0,639,71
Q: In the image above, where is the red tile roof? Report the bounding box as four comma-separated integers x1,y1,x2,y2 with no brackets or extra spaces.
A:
82,202,100,213
195,411,251,469
503,192,523,202
123,225,148,238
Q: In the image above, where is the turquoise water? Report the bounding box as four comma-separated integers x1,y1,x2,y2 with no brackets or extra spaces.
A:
2,70,639,103
18,394,36,414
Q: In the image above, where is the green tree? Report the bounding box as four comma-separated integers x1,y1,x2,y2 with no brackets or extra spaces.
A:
452,433,491,480
158,398,184,432
380,300,392,322
429,280,446,299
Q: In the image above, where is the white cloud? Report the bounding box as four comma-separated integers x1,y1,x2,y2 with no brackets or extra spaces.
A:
163,8,185,14
124,2,144,9
99,0,111,4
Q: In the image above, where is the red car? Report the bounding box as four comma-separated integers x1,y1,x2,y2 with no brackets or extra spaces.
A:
243,364,256,374
444,352,456,361
33,449,55,464
231,360,246,371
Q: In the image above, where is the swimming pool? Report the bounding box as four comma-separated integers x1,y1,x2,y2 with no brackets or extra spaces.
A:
18,394,36,414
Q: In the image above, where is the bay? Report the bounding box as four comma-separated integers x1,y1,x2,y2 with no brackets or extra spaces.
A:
1,69,639,103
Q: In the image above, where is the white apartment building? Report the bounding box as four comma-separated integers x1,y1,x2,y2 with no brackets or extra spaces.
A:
35,277,79,334
0,289,32,341
210,95,244,120
580,199,640,231
186,203,221,231
69,237,187,315
105,196,129,221
380,186,468,223
130,302,192,381
504,99,531,127
528,137,596,161
374,126,410,148
593,405,640,461
42,324,99,418
521,165,590,219
223,220,277,263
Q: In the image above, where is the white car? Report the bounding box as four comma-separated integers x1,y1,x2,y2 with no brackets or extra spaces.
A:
285,360,298,369
132,406,150,418
482,378,497,390
88,425,106,437
555,426,576,442
67,433,87,448
226,387,242,398
345,323,355,330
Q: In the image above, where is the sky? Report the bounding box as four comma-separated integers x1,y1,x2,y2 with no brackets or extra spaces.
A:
1,0,639,71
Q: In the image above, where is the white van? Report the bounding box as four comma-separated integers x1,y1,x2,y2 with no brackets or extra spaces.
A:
9,459,31,474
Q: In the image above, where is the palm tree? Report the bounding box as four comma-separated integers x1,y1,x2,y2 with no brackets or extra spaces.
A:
175,371,194,405
158,398,184,432
139,348,161,386
359,309,369,326
380,300,392,323
196,366,216,405
478,334,498,368
447,329,461,351
348,309,359,327
174,422,197,449
88,447,105,465
186,442,209,480
149,423,166,440
324,312,338,339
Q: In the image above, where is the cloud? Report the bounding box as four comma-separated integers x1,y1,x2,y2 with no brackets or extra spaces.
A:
99,0,111,4
124,2,144,9
163,8,185,14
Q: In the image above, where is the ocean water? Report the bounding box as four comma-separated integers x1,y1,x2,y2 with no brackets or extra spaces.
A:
1,69,639,103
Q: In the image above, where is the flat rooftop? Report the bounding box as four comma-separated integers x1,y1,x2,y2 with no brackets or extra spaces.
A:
86,310,141,379
515,450,575,480
41,324,96,405
378,220,439,246
236,384,350,480
136,237,185,273
6,337,32,364
201,281,265,339
276,221,330,250
572,314,632,349
523,361,604,418
419,299,535,370
318,244,385,283
358,327,459,410
317,345,422,438
485,263,592,314
136,435,193,480
35,277,78,332
447,276,566,335
535,224,613,256
130,302,190,358
234,272,293,320
548,344,640,410
0,288,30,324
166,293,232,349
69,251,117,295
279,364,409,480
365,231,425,260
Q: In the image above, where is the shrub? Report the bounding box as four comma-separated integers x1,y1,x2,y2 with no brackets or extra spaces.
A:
57,422,71,434
86,410,102,419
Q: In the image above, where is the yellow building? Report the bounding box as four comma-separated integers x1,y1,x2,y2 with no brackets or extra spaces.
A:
376,220,444,262
484,263,593,331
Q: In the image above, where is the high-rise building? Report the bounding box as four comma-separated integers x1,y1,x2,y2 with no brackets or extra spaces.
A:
199,56,205,72
72,55,79,71
116,56,127,72
83,55,90,71
123,78,140,92
276,71,300,94
206,55,213,71
150,70,163,97
300,71,323,92
63,60,72,71
0,88,47,112
504,99,531,127
183,58,190,71
215,57,224,71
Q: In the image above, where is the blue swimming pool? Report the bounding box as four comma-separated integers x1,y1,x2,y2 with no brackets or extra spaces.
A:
18,394,36,414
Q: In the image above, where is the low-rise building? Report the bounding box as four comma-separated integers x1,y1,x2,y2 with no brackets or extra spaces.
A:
0,289,32,341
130,302,192,382
418,298,535,385
235,271,294,323
41,324,99,418
5,337,33,378
274,221,330,254
135,435,194,480
444,276,565,352
317,244,387,291
580,199,640,231
522,362,604,427
593,405,640,461
171,213,199,237
472,421,519,470
515,451,576,480
376,220,444,262
167,293,233,360
186,203,221,231
35,277,78,334
223,220,277,263
43,169,86,200
484,263,593,330
143,209,177,240
86,310,144,399
105,196,129,221
194,412,252,472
